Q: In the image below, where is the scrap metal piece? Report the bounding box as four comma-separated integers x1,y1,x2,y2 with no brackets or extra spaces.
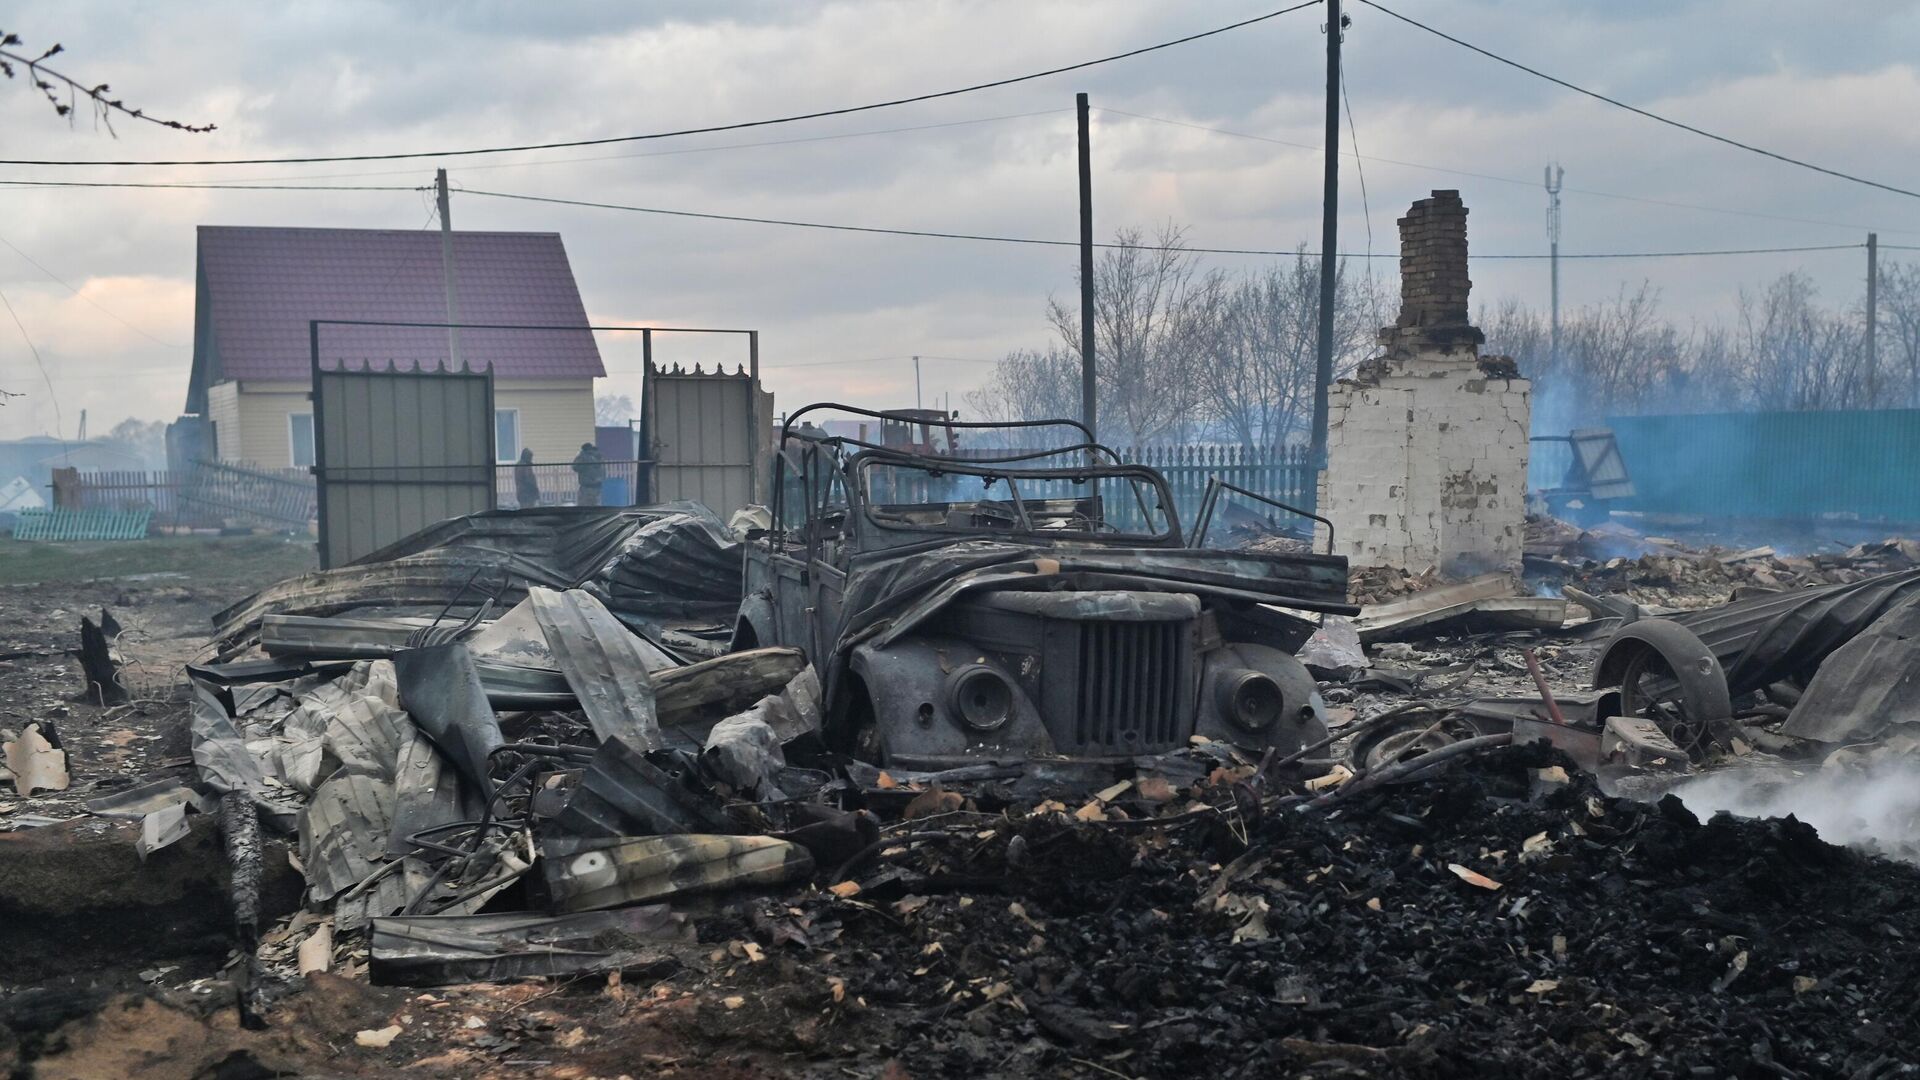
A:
369,906,693,987
300,770,397,903
553,737,734,838
540,834,815,913
85,775,207,820
391,644,506,791
3,723,69,796
136,803,192,860
527,587,667,748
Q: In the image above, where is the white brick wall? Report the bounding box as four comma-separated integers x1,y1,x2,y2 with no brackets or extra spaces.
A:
1318,353,1530,577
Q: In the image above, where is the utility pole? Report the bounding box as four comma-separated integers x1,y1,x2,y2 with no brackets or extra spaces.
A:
913,355,923,412
1868,232,1880,402
1308,0,1343,467
1545,164,1564,370
1076,92,1097,442
435,168,462,368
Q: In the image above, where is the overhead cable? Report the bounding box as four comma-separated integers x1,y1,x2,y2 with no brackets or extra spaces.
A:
0,2,1323,167
1356,0,1920,201
458,187,1865,260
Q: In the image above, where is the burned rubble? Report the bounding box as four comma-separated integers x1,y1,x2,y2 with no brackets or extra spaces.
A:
9,423,1920,1074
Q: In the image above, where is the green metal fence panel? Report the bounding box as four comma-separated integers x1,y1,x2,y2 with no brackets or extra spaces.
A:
11,508,153,541
1606,408,1920,524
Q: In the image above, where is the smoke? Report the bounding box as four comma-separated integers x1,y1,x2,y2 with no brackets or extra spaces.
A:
1672,759,1920,865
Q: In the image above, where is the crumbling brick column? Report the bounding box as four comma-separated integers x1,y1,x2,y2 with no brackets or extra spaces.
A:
1317,190,1531,580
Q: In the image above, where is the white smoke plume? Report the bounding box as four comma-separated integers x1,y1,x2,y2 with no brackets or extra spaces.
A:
1673,759,1920,865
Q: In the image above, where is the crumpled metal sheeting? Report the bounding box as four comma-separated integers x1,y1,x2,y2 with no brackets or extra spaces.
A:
391,645,507,791
1670,567,1920,698
527,587,665,749
387,730,482,859
1782,592,1920,743
589,505,744,611
208,550,574,660
369,906,692,987
189,676,298,823
300,769,398,903
279,661,410,795
555,737,735,839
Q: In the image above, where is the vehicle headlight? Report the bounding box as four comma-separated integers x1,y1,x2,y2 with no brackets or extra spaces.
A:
948,665,1014,732
1214,669,1282,730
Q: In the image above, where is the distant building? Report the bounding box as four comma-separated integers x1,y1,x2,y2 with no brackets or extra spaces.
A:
0,436,144,492
182,225,605,470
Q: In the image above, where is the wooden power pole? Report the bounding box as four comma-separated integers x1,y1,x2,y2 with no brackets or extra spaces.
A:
1308,0,1343,466
1077,92,1097,443
436,168,462,368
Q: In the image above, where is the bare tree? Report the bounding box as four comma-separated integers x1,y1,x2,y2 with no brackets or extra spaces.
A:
1045,224,1216,446
1878,261,1920,408
1197,251,1385,448
2,29,214,133
1737,271,1868,411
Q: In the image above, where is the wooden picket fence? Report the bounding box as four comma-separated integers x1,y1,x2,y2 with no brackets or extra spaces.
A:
50,462,317,530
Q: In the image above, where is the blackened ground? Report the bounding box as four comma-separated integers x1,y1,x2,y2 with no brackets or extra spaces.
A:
706,745,1920,1079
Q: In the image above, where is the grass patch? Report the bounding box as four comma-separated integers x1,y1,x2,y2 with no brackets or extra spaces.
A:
0,535,318,588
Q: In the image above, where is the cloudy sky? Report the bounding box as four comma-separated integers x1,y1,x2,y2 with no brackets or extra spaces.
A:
2,0,1918,439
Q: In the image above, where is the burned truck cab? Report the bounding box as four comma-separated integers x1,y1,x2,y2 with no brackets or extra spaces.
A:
736,405,1356,769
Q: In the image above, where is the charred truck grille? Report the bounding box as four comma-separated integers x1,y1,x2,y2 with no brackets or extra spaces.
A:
1069,620,1190,753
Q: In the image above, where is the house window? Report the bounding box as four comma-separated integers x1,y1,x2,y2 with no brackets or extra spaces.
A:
289,413,315,469
495,409,521,463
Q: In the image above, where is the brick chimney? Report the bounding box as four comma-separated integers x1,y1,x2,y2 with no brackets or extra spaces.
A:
1379,189,1484,355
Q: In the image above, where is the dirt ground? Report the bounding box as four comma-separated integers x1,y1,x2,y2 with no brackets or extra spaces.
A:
0,536,316,822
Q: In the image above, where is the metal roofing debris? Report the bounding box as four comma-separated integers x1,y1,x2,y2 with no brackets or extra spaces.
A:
527,587,668,749
553,737,735,839
368,906,692,987
391,645,507,791
10,508,151,541
1353,573,1569,643
211,504,742,658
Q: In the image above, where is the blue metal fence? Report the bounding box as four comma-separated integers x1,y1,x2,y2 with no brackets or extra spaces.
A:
1591,409,1920,524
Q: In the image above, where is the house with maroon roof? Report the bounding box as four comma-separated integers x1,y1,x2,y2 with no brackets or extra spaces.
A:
185,225,604,470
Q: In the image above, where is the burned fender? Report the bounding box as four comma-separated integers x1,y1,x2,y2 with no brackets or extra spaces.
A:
1196,642,1329,752
1592,617,1734,759
733,590,775,651
848,637,1054,767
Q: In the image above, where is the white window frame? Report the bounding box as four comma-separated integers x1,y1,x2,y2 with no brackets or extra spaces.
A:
495,408,521,463
289,412,315,469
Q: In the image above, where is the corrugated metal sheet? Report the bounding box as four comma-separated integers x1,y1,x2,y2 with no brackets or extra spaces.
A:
642,363,761,518
314,362,496,568
1605,408,1920,524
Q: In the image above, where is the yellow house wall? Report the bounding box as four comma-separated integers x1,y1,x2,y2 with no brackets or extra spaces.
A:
214,378,595,468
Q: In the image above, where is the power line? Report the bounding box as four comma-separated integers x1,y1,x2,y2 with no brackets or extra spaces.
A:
0,233,186,348
0,2,1324,168
1356,0,1920,202
0,180,422,191
0,284,62,439
0,110,1070,189
458,186,1864,260
1096,108,1920,237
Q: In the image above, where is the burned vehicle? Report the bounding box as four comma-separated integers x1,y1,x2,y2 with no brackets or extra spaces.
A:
733,404,1357,768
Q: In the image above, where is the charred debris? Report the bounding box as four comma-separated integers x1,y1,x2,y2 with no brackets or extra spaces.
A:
9,420,1920,1077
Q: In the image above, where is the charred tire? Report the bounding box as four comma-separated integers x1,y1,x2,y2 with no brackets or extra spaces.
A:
1592,618,1733,762
1349,712,1488,773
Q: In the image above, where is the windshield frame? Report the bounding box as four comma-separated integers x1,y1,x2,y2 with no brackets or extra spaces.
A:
848,447,1183,544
